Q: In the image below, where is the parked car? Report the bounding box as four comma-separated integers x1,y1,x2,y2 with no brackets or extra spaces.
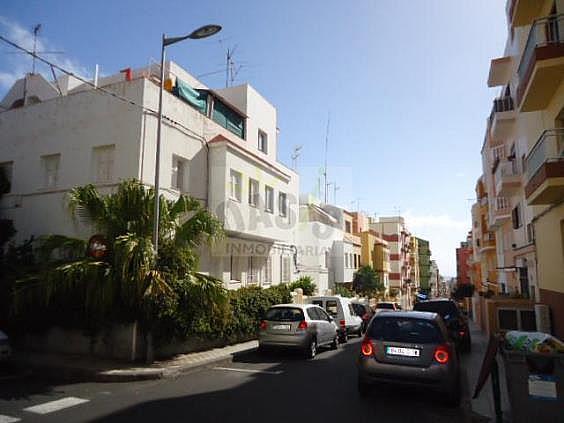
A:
0,330,11,362
309,296,363,342
413,298,471,352
357,311,461,406
258,304,339,359
375,302,399,313
351,301,374,334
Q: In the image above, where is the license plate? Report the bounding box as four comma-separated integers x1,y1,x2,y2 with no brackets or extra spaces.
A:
272,324,291,331
386,346,420,357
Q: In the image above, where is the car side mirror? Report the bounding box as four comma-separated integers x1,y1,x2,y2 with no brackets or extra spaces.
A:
328,316,334,323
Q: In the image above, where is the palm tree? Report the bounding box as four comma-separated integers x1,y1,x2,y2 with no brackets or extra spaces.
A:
13,179,224,362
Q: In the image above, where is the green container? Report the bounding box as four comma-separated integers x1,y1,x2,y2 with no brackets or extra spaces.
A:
502,348,564,423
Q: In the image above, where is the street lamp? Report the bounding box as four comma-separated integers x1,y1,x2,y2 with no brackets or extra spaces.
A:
152,24,222,254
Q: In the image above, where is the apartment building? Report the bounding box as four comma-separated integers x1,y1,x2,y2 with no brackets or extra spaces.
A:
0,61,299,289
370,216,412,305
409,237,420,289
358,230,391,289
474,0,564,337
416,237,432,291
456,235,472,286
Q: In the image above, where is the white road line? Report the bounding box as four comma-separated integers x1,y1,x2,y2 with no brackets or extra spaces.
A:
23,397,90,415
0,415,21,423
213,366,283,375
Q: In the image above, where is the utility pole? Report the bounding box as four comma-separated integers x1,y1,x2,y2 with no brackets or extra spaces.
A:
323,112,330,204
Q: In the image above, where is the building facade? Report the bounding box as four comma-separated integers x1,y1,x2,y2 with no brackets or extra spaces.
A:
0,62,299,290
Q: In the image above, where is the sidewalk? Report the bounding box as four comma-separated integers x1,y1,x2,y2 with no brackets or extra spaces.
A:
13,340,259,383
466,320,512,422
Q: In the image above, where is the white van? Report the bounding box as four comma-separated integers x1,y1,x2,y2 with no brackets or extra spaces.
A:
308,296,363,342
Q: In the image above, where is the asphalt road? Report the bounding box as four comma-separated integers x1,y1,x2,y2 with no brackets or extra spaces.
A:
0,337,477,423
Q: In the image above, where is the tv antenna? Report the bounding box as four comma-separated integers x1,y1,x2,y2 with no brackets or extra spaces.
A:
223,44,244,88
3,24,65,74
291,145,302,170
327,181,339,204
323,112,330,204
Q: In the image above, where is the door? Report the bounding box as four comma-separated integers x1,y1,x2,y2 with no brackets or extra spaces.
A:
316,308,335,343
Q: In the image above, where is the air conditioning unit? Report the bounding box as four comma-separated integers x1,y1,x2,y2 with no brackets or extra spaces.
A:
535,304,551,334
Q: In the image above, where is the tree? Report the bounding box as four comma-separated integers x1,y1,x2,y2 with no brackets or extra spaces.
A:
13,179,224,362
352,266,384,297
289,276,316,296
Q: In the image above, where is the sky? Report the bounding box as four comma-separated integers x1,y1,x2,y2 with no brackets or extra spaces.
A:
0,0,508,276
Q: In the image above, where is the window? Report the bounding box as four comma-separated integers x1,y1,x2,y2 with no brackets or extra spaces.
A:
247,257,258,285
248,178,259,207
171,156,188,192
258,130,268,153
212,98,245,139
0,161,14,193
307,308,318,320
265,185,274,212
41,154,60,189
262,256,272,285
326,300,338,317
230,255,243,282
265,307,304,322
92,145,115,183
281,255,291,283
317,308,330,321
368,317,443,344
230,169,242,201
345,221,352,233
278,192,287,217
512,204,522,229
526,223,535,243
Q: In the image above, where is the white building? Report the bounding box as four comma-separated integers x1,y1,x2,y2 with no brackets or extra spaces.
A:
0,62,299,289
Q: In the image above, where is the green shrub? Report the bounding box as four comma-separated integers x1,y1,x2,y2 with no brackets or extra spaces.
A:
289,276,316,296
335,284,354,298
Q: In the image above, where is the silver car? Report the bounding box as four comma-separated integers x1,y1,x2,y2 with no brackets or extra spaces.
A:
259,304,339,359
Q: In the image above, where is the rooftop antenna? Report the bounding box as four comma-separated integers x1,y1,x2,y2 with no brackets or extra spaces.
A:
4,24,65,75
291,145,303,170
323,112,330,204
331,182,340,205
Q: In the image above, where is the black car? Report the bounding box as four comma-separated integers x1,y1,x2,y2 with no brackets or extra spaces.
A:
413,299,471,353
357,311,461,406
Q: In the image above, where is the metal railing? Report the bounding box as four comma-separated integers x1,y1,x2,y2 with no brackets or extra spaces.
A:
494,196,511,214
518,13,564,82
494,159,520,182
525,128,564,180
489,96,515,128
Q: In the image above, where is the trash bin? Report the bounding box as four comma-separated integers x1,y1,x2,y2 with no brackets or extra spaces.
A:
502,348,564,422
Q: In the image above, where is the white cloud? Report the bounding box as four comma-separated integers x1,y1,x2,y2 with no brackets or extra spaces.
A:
0,17,89,91
403,210,470,278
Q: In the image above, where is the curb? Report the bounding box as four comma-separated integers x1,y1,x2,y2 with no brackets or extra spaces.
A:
14,343,259,383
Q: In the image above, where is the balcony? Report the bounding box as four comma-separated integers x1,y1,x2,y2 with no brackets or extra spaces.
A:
488,56,513,87
489,96,516,139
525,129,564,205
517,14,564,112
507,0,544,27
489,196,511,229
479,233,496,253
494,160,521,196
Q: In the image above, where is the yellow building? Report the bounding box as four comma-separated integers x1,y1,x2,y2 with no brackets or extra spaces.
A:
359,230,391,289
475,0,564,338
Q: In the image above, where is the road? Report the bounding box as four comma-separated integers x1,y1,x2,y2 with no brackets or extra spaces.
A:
0,337,478,423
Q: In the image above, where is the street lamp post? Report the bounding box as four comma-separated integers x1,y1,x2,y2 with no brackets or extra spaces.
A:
152,24,222,254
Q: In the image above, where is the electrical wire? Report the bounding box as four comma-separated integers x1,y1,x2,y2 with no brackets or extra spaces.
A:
0,34,207,143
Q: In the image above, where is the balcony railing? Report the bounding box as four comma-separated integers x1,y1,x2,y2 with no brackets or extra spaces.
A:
495,159,520,180
488,96,515,127
517,14,564,99
525,128,564,181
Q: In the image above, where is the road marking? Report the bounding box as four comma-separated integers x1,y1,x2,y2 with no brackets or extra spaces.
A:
0,415,21,423
213,366,283,375
23,397,90,415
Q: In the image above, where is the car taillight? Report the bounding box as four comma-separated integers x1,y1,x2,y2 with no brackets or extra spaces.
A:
434,345,449,364
361,337,374,357
339,319,346,327
259,320,267,330
297,321,308,330
459,330,465,337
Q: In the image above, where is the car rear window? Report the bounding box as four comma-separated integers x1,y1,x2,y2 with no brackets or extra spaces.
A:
326,300,338,317
376,303,394,309
351,303,366,316
368,317,443,344
413,301,459,319
265,307,304,322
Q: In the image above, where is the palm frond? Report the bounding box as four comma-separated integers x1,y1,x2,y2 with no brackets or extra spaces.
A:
37,234,87,263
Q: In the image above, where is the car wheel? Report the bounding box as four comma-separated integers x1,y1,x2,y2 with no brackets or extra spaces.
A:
339,332,348,344
306,338,317,359
358,378,370,397
330,335,339,350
